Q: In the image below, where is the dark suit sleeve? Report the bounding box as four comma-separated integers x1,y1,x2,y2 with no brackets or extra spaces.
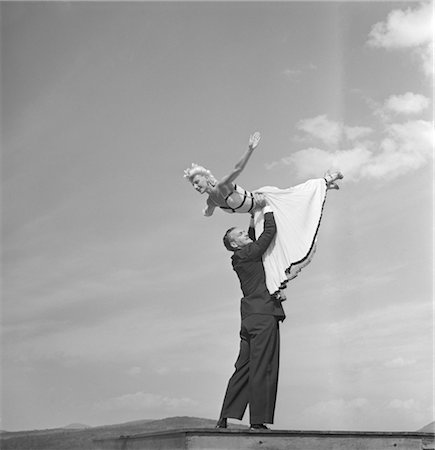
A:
248,217,256,241
243,212,276,260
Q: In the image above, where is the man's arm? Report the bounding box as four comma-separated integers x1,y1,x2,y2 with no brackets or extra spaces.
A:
248,215,256,241
243,207,276,259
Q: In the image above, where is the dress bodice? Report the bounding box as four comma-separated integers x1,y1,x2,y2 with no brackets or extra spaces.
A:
220,184,255,214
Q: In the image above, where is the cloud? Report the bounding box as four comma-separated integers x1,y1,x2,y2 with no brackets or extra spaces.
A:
305,398,369,415
387,399,428,424
297,115,343,146
302,398,370,429
2,280,239,377
273,115,433,181
384,358,416,369
384,92,430,116
282,146,372,180
283,68,301,79
367,2,433,76
94,391,198,412
282,295,433,431
295,115,374,147
344,126,373,141
417,41,434,77
301,396,430,431
325,301,431,344
388,399,421,411
361,120,433,179
126,366,142,376
282,64,317,80
367,2,432,49
372,92,431,122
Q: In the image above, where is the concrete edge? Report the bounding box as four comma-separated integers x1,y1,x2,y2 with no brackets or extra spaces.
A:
93,428,435,443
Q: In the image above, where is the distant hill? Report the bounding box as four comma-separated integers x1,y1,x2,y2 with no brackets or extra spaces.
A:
62,423,91,430
418,421,435,433
0,416,245,450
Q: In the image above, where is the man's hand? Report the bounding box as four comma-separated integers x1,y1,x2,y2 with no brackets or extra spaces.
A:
248,132,261,150
253,192,267,209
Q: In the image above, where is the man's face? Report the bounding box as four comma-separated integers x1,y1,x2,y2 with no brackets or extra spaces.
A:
229,227,252,249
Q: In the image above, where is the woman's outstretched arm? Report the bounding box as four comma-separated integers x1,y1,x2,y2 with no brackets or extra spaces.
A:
216,132,261,193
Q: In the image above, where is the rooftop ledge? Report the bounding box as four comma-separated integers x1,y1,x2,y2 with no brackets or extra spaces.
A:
93,427,435,450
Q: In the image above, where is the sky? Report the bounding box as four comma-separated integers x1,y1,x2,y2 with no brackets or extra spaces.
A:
1,0,433,433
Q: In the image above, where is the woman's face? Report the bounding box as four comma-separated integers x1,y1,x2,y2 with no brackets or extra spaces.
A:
191,174,208,194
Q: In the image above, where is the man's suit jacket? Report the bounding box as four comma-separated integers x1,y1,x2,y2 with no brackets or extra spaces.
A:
231,211,286,321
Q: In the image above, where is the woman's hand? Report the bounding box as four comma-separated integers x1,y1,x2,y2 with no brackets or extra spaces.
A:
203,205,215,217
248,132,261,150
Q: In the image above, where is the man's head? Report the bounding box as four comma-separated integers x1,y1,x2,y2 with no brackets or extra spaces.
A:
223,227,253,252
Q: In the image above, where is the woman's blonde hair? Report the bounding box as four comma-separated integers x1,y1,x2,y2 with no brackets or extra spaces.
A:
183,163,217,185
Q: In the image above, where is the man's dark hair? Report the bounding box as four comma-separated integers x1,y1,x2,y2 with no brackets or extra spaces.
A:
223,227,237,252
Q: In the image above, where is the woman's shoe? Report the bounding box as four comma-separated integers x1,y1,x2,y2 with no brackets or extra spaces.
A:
324,171,343,190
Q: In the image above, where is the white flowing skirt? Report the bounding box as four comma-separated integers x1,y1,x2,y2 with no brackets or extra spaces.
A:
253,178,327,295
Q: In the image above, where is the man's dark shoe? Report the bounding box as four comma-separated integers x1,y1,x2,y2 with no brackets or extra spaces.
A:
215,418,227,429
250,424,270,431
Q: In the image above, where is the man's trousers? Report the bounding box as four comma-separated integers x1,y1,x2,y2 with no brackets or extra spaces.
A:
219,314,280,424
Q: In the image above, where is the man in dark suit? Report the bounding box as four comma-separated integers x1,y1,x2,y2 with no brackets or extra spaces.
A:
216,204,285,431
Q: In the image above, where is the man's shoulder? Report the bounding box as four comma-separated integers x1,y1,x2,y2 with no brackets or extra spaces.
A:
232,244,256,262
231,249,243,263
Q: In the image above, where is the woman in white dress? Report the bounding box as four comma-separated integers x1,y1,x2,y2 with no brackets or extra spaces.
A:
184,132,342,299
